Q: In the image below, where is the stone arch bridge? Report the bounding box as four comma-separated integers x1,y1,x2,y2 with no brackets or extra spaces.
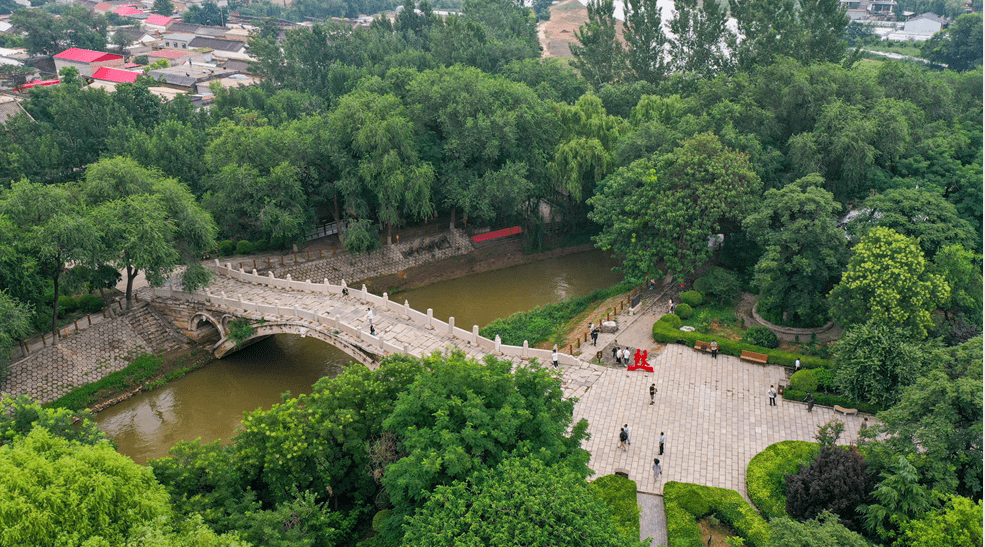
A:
145,261,593,380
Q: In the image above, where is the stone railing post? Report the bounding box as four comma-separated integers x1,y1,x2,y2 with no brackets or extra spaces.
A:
360,284,368,304
448,316,455,336
404,300,411,320
472,325,479,345
403,343,410,355
274,299,281,316
383,292,389,310
225,262,232,270
495,335,502,354
323,279,331,295
214,258,220,268
523,340,529,358
292,305,299,317
426,308,433,329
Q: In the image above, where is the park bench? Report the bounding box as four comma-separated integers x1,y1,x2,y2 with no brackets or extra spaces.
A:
834,405,858,415
739,350,768,364
694,341,712,352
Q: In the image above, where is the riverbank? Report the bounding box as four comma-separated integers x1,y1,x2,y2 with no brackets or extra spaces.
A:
50,345,215,414
362,241,599,295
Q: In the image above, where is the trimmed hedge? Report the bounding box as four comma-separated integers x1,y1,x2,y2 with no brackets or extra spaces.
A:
235,240,253,255
789,369,818,393
742,325,779,349
218,240,236,256
746,441,819,520
651,320,833,369
674,303,693,319
665,482,770,547
680,290,703,307
659,314,683,328
590,474,640,544
781,388,882,414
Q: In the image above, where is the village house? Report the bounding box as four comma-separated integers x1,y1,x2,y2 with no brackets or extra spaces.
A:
53,48,124,77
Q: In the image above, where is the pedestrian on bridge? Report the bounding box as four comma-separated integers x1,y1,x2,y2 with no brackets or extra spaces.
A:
367,307,373,326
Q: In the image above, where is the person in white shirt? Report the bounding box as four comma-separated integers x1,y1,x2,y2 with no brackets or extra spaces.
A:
552,350,559,368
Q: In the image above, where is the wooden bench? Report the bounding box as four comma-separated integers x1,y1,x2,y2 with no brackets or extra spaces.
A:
834,405,858,415
694,341,712,352
740,350,768,364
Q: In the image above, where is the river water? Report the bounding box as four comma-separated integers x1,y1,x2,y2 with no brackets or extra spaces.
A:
96,249,623,464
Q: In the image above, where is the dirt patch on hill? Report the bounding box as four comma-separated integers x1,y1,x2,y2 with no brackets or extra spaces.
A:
538,0,624,58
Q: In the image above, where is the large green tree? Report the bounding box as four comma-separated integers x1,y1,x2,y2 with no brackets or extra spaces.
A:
847,187,977,260
931,244,983,326
11,6,108,55
832,321,939,408
571,0,626,88
81,157,216,307
921,12,983,71
896,495,983,547
589,132,761,284
768,512,872,547
621,0,667,84
667,0,733,77
0,181,95,338
743,174,847,327
382,351,590,512
0,293,31,382
828,227,948,338
403,456,635,547
870,336,983,499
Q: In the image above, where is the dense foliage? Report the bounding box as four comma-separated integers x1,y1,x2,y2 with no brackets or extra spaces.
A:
664,481,771,547
786,446,875,531
745,441,819,520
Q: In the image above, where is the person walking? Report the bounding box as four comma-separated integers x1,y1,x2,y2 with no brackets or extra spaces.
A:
612,343,619,362
366,307,374,327
710,340,718,359
653,458,662,481
552,349,559,369
615,346,622,365
591,325,599,346
649,384,656,405
860,417,868,430
795,358,801,372
668,299,674,313
768,385,777,406
805,392,815,412
618,428,628,451
623,424,631,445
658,432,665,455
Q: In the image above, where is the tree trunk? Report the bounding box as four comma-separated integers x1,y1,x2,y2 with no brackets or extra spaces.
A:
449,207,456,230
51,267,61,342
386,223,392,246
98,287,116,318
125,261,137,310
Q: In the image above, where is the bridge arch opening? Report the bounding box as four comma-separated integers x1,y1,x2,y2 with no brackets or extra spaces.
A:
190,313,223,341
213,321,381,369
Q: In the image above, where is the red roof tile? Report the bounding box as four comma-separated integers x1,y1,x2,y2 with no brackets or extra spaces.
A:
145,14,173,26
124,62,141,68
113,5,144,15
54,48,124,63
92,67,140,84
93,2,112,10
147,49,190,59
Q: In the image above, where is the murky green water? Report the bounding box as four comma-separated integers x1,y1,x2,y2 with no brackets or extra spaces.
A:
96,250,623,464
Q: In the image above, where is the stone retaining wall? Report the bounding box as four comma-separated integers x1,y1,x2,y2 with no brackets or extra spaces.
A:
749,302,841,343
270,230,474,284
0,303,189,404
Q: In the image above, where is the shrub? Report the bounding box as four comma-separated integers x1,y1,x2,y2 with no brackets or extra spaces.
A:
693,266,742,305
658,313,683,328
786,446,875,531
372,509,392,532
789,369,818,393
217,240,236,256
813,367,835,391
665,482,771,547
674,303,693,320
76,294,105,314
268,235,285,250
235,240,253,255
680,290,703,307
590,474,640,544
134,55,148,65
343,218,381,254
741,326,779,349
746,441,819,519
57,295,77,317
227,318,255,344
253,239,269,252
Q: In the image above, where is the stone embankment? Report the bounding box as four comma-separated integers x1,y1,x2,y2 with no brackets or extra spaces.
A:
0,303,190,404
266,230,474,284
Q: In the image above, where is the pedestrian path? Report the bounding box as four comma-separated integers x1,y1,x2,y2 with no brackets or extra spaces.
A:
638,493,667,546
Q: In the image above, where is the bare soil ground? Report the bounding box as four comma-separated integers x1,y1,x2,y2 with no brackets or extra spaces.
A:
538,0,589,57
538,0,624,58
697,518,742,547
